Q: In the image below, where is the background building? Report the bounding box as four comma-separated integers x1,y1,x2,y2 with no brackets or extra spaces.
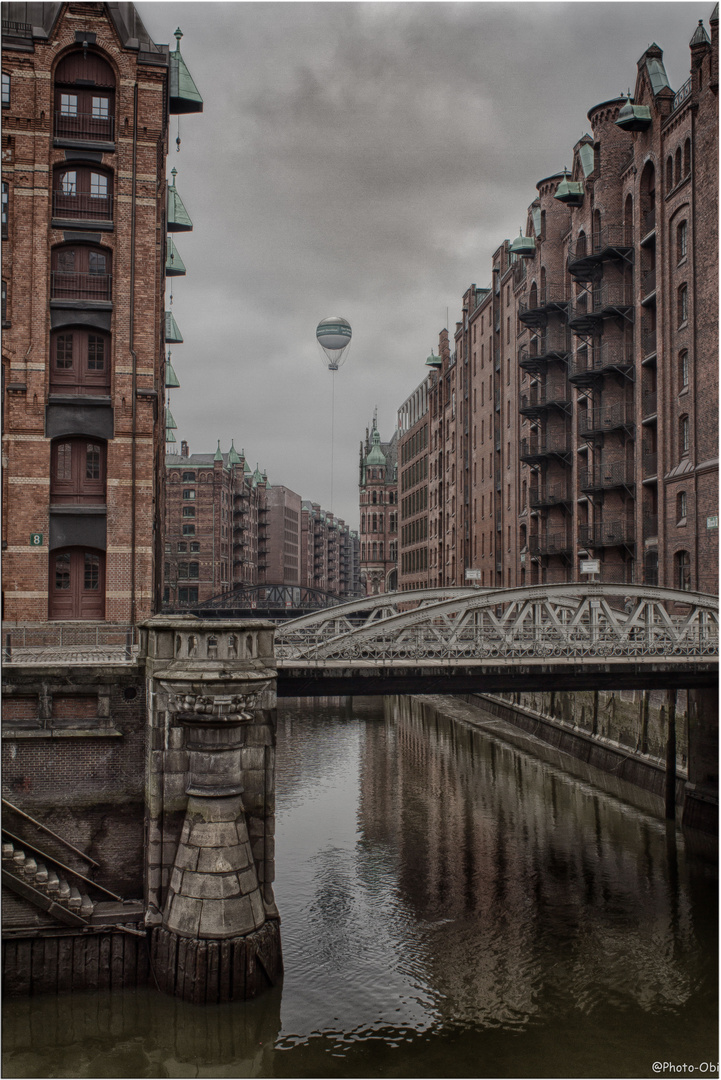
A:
1,3,201,623
359,417,398,594
166,444,361,605
385,13,718,597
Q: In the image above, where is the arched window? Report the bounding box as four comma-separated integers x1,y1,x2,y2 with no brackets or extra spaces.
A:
675,550,691,591
678,349,689,389
624,194,633,244
51,244,112,301
361,513,365,534
372,514,377,533
675,147,682,185
677,283,688,326
50,437,106,504
49,547,105,619
50,328,110,395
640,161,655,234
666,156,674,190
54,51,115,142
677,491,687,522
53,165,112,222
679,414,690,455
683,138,691,176
677,220,688,262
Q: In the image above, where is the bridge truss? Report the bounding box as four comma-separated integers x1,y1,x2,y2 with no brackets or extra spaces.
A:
275,584,719,667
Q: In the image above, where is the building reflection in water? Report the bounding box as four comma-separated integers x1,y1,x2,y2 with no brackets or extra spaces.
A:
2,695,717,1078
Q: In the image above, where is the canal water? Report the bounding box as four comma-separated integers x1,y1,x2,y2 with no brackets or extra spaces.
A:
3,695,718,1078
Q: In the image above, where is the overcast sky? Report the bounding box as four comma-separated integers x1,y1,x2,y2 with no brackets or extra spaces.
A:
138,1,707,526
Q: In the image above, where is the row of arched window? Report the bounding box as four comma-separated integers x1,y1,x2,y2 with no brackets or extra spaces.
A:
666,140,692,191
46,49,118,618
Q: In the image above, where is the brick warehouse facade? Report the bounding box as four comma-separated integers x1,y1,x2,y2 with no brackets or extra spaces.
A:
385,12,718,596
1,3,201,624
165,443,361,607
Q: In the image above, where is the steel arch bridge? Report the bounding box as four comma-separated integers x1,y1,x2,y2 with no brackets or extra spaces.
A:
275,584,719,696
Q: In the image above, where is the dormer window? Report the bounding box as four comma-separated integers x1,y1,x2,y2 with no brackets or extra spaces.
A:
54,51,115,143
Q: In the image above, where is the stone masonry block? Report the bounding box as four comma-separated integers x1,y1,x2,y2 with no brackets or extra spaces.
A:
181,870,247,900
170,867,183,893
187,822,242,848
167,894,202,937
169,726,185,749
187,795,244,824
240,747,266,771
198,895,256,939
196,845,250,874
173,844,200,871
249,889,266,929
237,867,259,895
164,750,188,773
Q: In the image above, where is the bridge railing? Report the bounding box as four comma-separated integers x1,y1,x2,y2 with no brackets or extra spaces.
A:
276,624,719,663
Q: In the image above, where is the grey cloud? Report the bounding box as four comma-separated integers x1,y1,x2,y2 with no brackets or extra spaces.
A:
138,1,703,524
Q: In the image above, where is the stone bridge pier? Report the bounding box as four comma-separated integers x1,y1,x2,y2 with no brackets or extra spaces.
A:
140,617,282,1003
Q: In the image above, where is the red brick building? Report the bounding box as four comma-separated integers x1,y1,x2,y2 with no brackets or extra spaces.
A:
359,418,398,594
398,372,431,590
165,442,263,606
390,11,718,597
1,2,202,623
165,446,361,606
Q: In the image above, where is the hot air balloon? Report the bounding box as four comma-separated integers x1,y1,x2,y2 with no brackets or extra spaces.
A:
316,316,352,370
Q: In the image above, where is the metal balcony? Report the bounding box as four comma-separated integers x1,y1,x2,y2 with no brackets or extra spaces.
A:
642,330,657,359
567,226,634,279
518,285,569,326
641,208,656,243
643,451,658,478
578,521,635,548
642,514,658,539
528,531,573,556
641,268,656,303
519,382,571,417
50,271,112,302
642,391,657,419
569,342,634,385
520,434,572,463
578,401,634,437
54,110,115,145
52,192,112,224
579,460,635,493
529,482,572,509
568,283,634,332
518,332,571,371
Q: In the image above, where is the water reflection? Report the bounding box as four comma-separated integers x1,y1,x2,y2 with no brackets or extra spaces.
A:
2,695,717,1079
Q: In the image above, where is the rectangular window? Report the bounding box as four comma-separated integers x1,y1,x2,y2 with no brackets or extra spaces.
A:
92,96,110,119
177,541,187,552
60,93,78,117
90,172,108,199
179,587,199,604
190,541,200,552
2,72,10,108
182,523,195,536
183,489,196,500
61,171,77,196
182,471,196,482
1,182,7,239
182,505,195,517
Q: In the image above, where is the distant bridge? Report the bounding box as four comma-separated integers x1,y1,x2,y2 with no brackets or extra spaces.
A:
274,584,719,696
164,583,350,620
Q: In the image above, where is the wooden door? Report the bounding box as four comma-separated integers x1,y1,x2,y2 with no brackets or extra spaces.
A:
50,329,110,395
49,548,105,620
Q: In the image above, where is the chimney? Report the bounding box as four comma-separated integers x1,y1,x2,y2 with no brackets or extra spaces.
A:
181,440,189,458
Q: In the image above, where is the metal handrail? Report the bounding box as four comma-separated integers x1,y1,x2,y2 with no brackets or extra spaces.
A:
2,799,99,867
2,828,123,901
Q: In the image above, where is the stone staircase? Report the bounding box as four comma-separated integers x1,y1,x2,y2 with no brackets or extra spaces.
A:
2,838,95,926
